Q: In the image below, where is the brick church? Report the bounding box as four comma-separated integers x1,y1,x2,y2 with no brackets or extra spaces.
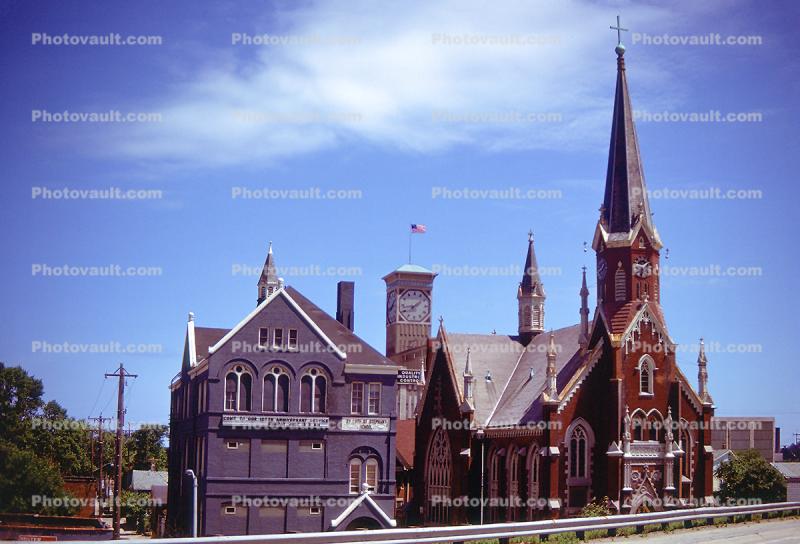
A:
391,41,716,524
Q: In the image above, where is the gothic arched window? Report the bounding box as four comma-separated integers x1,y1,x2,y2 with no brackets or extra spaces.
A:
567,420,593,482
263,366,290,412
425,428,452,524
300,368,326,413
639,356,654,395
224,365,252,412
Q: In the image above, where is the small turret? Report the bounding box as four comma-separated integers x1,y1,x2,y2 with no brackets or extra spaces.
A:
697,338,713,405
257,241,280,305
518,231,546,345
579,267,590,348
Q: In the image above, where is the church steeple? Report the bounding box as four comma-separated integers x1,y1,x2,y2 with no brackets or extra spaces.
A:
601,26,655,236
257,241,280,305
518,231,545,345
594,25,663,313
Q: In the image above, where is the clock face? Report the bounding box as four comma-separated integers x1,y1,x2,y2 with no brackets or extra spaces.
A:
386,291,397,324
633,257,652,278
399,289,430,322
597,258,607,280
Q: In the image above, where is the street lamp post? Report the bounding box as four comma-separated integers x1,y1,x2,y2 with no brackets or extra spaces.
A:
185,470,198,538
476,428,485,525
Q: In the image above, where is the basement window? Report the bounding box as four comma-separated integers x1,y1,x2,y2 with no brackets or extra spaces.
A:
224,506,236,515
309,506,321,515
226,441,239,449
311,442,323,451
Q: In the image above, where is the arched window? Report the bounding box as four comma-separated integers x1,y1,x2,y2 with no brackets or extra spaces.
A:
631,410,646,441
300,368,326,414
263,366,290,413
567,420,593,481
348,458,362,494
523,306,532,327
614,264,626,302
528,445,540,511
425,428,452,524
365,458,379,491
224,365,252,412
639,357,654,395
646,411,664,442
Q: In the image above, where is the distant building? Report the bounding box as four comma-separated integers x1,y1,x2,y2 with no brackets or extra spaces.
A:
167,245,398,535
711,417,777,462
772,463,800,502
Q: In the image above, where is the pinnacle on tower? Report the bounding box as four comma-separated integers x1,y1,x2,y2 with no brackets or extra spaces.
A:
257,241,281,305
518,231,546,344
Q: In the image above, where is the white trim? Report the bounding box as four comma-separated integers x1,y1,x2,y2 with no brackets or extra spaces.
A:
329,490,397,529
208,288,347,360
187,316,197,367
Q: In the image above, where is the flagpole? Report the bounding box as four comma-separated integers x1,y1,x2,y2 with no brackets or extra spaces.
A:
408,227,412,263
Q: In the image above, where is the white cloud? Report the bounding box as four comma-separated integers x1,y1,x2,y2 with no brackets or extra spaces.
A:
104,0,691,166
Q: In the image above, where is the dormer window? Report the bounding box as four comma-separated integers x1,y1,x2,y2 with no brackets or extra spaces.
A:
639,237,646,249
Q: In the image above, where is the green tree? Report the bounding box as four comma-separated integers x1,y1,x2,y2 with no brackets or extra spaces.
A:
715,449,787,504
0,441,77,515
0,362,44,446
128,426,169,471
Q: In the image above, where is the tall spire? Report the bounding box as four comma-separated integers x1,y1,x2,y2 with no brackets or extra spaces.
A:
257,241,280,305
579,266,590,348
601,21,654,235
518,231,546,344
697,338,713,405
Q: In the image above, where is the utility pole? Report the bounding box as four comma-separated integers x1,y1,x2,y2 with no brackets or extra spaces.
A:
105,365,137,540
88,414,108,512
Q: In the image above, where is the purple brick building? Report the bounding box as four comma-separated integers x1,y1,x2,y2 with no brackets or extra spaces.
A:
167,244,398,535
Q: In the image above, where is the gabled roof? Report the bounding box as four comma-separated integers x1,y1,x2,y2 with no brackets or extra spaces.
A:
208,287,349,360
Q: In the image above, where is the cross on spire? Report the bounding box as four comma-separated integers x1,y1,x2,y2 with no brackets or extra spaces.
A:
610,15,628,45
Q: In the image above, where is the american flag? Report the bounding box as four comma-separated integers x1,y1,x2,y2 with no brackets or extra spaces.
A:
410,224,427,233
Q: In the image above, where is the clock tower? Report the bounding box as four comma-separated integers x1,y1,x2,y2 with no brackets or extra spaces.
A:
383,264,436,359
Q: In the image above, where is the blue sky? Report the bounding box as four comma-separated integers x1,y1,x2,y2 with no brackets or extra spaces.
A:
1,0,798,443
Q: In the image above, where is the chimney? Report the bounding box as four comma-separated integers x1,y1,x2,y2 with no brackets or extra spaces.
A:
336,281,355,331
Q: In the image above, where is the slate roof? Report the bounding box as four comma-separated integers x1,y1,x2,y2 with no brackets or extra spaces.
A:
489,323,589,427
285,286,395,366
443,333,525,426
194,327,228,362
602,50,654,235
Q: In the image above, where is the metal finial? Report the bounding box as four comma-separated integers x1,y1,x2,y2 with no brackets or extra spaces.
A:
528,230,534,242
